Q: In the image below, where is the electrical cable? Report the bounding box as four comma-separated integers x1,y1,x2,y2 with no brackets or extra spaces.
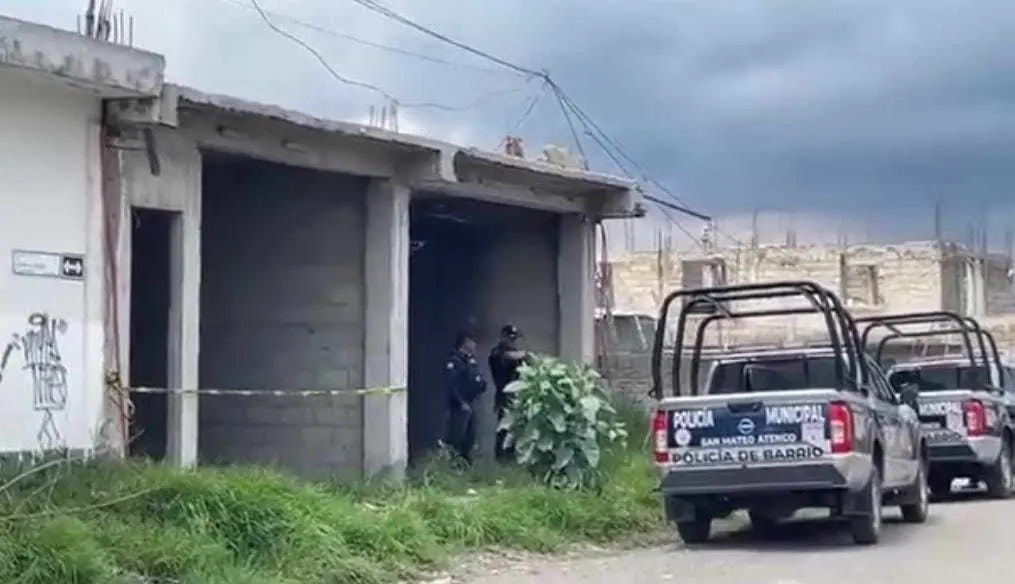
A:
347,0,541,77
254,0,726,243
216,0,509,74
547,82,589,169
248,0,536,112
250,0,397,102
496,78,551,150
341,0,719,226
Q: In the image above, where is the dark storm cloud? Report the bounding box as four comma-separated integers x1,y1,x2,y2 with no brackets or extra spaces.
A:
540,0,1015,232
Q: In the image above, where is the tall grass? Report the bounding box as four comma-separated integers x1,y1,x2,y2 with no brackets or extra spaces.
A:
0,397,660,584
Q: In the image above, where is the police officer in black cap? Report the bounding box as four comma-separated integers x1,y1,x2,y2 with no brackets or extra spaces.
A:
443,329,487,464
489,323,529,460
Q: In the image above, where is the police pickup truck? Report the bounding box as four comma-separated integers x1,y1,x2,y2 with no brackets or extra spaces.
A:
858,311,1015,500
649,281,928,546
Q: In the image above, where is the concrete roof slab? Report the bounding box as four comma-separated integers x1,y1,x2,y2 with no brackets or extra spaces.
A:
167,84,643,218
0,15,164,97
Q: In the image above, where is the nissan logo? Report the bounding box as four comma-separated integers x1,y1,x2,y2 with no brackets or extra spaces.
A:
737,418,756,435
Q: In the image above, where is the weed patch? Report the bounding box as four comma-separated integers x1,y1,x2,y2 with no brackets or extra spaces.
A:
0,400,660,583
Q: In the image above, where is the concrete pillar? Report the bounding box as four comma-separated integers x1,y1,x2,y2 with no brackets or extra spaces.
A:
558,214,595,364
362,179,410,478
162,140,202,468
166,209,201,467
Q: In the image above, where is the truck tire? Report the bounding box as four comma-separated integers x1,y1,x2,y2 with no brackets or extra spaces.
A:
675,517,712,544
748,510,780,537
985,440,1014,499
900,461,930,523
850,469,882,545
928,474,952,501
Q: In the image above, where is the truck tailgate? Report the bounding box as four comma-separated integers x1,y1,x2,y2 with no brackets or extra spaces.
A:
659,390,839,467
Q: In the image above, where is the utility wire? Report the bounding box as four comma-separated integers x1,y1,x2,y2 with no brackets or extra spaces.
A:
548,82,589,169
248,0,532,111
496,78,551,150
250,0,397,102
216,0,509,74
347,0,541,77
344,0,716,225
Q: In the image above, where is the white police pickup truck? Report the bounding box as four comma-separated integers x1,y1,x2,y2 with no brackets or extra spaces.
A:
649,281,929,546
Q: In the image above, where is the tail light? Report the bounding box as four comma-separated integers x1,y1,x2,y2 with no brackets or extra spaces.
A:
828,402,854,454
652,410,669,463
964,400,986,436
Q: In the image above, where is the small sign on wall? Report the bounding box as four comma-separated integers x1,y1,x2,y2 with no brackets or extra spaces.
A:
10,250,85,281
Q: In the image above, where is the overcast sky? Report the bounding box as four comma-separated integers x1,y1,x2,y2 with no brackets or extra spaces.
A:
9,0,1015,252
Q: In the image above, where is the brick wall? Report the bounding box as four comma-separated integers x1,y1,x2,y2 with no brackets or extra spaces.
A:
198,159,366,479
986,259,1015,315
610,242,944,346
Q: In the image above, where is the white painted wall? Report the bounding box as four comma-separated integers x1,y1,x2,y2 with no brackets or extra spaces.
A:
0,75,106,454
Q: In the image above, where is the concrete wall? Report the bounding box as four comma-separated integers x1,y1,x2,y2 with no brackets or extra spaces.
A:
611,242,944,345
198,158,366,479
0,75,106,453
986,259,1015,315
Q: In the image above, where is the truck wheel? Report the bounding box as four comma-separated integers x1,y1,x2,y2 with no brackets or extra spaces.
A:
675,517,712,544
900,461,930,523
748,511,780,537
928,474,952,501
985,440,1014,499
850,469,882,545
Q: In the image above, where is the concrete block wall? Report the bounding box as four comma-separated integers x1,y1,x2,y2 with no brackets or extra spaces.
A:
986,259,1015,315
198,159,366,479
609,242,945,346
602,352,714,406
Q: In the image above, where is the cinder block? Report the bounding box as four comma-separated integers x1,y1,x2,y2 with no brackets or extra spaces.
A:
198,164,368,479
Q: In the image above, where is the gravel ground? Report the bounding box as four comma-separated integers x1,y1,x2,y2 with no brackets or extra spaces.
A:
457,488,1013,584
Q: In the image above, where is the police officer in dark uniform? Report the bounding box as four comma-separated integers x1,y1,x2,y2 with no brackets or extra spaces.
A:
489,324,529,460
443,330,487,464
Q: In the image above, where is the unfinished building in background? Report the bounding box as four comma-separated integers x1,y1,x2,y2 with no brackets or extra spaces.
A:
602,240,1015,402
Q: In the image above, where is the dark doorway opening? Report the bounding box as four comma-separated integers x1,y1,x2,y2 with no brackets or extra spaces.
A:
408,199,486,465
128,208,175,460
406,196,560,466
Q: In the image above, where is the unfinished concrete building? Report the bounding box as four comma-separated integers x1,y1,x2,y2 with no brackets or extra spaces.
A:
602,241,1015,401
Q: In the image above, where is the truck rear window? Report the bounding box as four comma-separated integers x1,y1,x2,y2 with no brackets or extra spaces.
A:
889,365,987,392
708,356,841,395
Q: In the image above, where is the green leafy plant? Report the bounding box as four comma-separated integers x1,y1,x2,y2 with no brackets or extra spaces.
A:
498,356,629,490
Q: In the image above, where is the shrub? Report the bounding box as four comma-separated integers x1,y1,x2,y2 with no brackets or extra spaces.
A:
499,356,629,490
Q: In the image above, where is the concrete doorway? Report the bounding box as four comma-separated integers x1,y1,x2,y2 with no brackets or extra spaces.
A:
407,195,560,465
128,208,177,460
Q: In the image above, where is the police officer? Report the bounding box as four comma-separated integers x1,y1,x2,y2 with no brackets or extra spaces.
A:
443,330,487,464
489,324,529,460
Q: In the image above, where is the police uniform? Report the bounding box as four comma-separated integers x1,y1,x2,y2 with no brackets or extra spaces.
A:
443,348,487,462
488,324,526,460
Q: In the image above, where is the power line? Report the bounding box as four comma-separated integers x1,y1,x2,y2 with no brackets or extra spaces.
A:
249,0,397,102
496,78,551,150
347,0,540,77
248,0,531,112
342,0,715,224
215,0,510,74
548,83,589,169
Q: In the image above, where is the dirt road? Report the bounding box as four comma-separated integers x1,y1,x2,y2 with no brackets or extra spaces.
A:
463,491,1013,583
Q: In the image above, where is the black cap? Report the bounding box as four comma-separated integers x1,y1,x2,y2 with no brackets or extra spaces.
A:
455,329,478,347
501,324,522,338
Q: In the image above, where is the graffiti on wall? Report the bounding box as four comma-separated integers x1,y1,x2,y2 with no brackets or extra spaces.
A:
0,313,69,451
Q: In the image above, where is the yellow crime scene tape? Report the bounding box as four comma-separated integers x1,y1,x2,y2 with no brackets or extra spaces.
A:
126,386,406,397
104,370,405,397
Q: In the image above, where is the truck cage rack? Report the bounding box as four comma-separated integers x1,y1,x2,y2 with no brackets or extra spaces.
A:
854,311,1006,388
650,280,866,399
